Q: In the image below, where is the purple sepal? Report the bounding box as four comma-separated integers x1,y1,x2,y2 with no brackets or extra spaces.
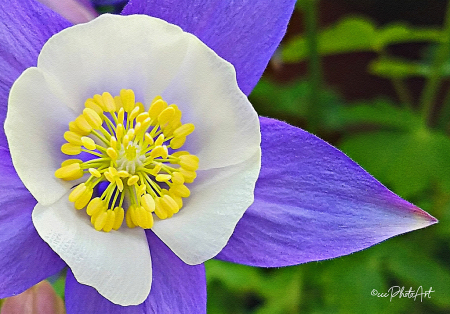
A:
121,0,296,95
0,147,65,298
216,117,437,266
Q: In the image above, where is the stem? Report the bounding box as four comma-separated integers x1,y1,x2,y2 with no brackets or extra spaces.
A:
304,0,322,133
419,1,450,126
392,78,414,110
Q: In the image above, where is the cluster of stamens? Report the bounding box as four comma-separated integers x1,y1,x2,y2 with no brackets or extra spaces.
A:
55,89,198,232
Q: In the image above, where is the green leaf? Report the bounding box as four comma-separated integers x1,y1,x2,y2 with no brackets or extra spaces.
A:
370,57,450,78
340,129,450,198
324,98,421,131
282,17,376,63
282,17,443,63
373,23,443,50
387,243,450,308
320,256,390,314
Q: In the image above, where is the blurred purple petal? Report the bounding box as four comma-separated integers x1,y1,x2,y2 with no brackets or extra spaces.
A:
0,0,71,146
37,0,98,24
65,232,206,313
0,148,65,298
216,117,437,266
122,0,296,95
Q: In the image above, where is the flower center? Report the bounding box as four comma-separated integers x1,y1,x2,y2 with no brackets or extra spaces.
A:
54,90,198,232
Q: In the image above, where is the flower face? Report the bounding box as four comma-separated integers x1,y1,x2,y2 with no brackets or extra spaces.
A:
5,14,261,305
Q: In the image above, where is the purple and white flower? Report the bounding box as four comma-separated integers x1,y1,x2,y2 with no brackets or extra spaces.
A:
0,0,437,313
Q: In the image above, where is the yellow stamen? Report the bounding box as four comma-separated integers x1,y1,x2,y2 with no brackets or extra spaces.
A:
55,92,198,232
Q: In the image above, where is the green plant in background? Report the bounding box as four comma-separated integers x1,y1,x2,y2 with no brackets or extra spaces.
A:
206,1,450,313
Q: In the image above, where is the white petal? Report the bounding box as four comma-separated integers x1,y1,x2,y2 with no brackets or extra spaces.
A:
160,32,261,170
152,148,261,265
32,194,151,305
5,68,76,206
36,14,260,170
36,14,191,115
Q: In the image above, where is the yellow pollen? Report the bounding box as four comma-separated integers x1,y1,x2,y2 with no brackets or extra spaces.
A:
55,90,198,232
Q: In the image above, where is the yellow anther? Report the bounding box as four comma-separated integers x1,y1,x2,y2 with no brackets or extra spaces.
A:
104,171,114,183
125,206,136,228
116,123,125,140
117,170,130,178
136,112,149,123
55,162,82,179
106,147,118,160
161,194,179,214
74,187,93,209
155,134,165,147
114,96,123,111
87,198,104,216
148,98,167,120
102,92,116,112
170,136,186,149
150,145,168,159
93,94,106,111
179,168,197,183
94,211,108,231
109,167,118,176
167,190,183,209
61,159,82,167
179,154,199,171
127,175,139,186
173,123,195,138
113,207,124,230
144,133,154,146
138,207,153,229
69,121,89,136
134,122,142,134
110,136,118,149
129,205,139,226
64,131,82,146
141,194,155,212
85,99,103,115
120,89,135,112
171,151,189,157
136,102,145,114
141,118,152,132
81,136,96,150
123,135,130,147
75,115,93,133
129,106,140,121
172,172,185,185
170,184,190,198
154,198,168,220
150,162,163,175
155,174,171,182
158,107,175,126
126,128,135,141
69,183,87,202
61,143,81,155
103,210,116,232
117,108,125,125
115,177,124,192
83,108,102,129
88,168,101,178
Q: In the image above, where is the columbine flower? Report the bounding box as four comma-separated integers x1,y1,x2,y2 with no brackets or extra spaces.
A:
0,1,437,313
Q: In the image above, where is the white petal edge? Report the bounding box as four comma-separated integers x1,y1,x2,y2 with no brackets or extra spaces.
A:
152,148,262,265
5,67,77,206
32,194,151,306
36,14,260,171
